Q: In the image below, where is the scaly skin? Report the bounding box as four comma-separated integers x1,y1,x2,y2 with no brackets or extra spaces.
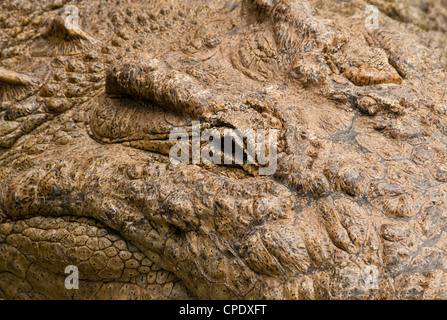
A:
0,0,446,299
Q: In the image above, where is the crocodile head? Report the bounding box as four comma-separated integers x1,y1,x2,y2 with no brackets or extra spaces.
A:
0,0,446,299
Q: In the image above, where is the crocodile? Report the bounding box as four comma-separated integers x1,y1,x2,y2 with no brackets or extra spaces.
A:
0,0,446,299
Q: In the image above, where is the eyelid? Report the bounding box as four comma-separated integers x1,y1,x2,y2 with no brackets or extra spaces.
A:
105,58,215,118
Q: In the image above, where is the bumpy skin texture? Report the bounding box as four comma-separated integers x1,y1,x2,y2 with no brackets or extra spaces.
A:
0,0,446,299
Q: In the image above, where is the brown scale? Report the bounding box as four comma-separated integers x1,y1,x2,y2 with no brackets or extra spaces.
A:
179,25,221,55
317,197,356,253
343,67,402,86
380,195,415,218
235,30,278,81
323,164,363,197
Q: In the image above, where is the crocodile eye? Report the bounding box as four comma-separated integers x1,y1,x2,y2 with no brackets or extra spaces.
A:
205,136,247,165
